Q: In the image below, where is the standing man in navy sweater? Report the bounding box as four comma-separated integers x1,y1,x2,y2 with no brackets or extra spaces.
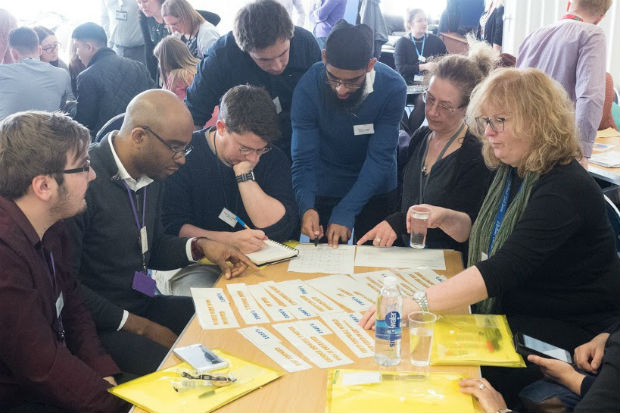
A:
185,0,320,158
291,20,407,247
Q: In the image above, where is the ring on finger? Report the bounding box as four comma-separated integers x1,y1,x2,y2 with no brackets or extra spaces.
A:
375,237,382,242
479,383,486,390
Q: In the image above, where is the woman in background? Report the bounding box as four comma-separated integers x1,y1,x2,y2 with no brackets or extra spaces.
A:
137,0,168,83
153,35,198,100
477,0,504,51
33,26,69,72
161,0,219,59
394,8,447,134
0,9,17,64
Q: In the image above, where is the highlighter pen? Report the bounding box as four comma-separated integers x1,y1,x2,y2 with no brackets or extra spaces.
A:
235,216,249,229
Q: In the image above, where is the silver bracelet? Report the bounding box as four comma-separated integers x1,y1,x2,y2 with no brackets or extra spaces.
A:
412,291,429,312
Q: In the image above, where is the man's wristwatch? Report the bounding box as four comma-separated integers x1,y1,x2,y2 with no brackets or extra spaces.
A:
412,291,429,312
235,170,255,183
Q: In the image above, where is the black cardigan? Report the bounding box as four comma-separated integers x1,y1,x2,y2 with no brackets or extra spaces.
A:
393,34,447,84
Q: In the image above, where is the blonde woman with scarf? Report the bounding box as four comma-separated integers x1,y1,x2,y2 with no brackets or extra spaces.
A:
360,68,620,405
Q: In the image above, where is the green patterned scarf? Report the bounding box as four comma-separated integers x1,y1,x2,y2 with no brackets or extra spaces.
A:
467,165,540,313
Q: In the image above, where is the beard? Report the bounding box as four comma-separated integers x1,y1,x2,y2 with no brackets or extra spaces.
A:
50,183,86,219
322,75,367,113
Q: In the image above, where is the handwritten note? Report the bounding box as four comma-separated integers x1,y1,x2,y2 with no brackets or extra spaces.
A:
288,244,355,274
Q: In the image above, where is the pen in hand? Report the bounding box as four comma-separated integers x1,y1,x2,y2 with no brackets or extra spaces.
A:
235,216,249,229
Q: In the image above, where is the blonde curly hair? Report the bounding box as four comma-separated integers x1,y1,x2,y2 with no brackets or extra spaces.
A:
467,67,582,175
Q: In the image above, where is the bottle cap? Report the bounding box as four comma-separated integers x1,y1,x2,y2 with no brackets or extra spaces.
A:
383,276,398,287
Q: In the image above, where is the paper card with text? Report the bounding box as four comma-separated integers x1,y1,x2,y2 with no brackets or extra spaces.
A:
320,312,374,358
191,288,239,329
276,279,342,316
238,326,312,372
226,283,269,324
248,283,296,322
306,275,376,312
273,320,353,368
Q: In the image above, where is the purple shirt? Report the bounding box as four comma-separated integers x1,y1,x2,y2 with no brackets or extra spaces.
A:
517,19,606,158
309,0,346,38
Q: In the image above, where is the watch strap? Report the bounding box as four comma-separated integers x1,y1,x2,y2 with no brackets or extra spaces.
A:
235,170,255,183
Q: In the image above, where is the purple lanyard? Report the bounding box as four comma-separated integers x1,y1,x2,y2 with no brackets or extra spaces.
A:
46,251,66,343
123,182,148,271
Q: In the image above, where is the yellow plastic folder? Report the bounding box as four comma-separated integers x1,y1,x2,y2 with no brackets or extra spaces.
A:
109,350,282,413
325,369,477,413
431,314,525,367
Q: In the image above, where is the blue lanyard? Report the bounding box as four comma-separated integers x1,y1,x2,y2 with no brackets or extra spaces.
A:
410,33,426,58
489,172,513,255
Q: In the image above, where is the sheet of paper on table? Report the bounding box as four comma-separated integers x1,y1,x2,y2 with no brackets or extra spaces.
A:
320,312,374,358
590,151,620,168
191,288,239,329
288,244,355,274
226,283,270,325
354,246,446,270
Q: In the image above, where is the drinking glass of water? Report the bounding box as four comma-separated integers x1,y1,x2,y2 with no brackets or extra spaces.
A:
408,311,437,366
409,206,430,248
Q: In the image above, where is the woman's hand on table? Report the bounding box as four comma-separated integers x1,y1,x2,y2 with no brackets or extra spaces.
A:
359,296,419,330
357,220,398,247
458,378,508,413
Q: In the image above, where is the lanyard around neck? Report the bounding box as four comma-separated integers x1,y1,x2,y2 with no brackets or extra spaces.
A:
410,33,426,57
419,123,465,203
123,182,148,270
562,13,584,21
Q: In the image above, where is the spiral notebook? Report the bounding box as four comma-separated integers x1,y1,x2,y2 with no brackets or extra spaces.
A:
245,240,299,266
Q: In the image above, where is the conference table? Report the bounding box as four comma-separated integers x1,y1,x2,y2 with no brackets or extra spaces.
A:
133,249,480,413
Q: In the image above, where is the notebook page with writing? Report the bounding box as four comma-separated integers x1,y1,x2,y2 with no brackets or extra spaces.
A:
245,240,298,265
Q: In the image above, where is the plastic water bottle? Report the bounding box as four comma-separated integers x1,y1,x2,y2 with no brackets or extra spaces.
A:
374,276,403,366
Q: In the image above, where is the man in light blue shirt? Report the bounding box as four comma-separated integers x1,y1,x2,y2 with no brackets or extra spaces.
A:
0,27,73,121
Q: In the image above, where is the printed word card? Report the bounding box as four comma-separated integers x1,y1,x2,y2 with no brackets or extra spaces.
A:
320,312,374,358
238,326,311,372
191,287,239,330
226,283,269,325
306,274,375,312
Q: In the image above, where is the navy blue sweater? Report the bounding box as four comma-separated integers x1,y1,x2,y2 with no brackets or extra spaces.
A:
290,61,407,229
185,28,320,157
162,129,298,241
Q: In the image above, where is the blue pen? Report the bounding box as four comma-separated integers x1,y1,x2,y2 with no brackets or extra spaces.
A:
235,216,249,229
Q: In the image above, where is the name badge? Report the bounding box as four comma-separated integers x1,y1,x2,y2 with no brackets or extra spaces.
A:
55,292,64,318
219,207,238,228
116,9,128,21
353,123,375,136
413,75,424,83
418,55,426,63
273,96,282,114
132,271,157,297
140,226,148,255
480,251,489,261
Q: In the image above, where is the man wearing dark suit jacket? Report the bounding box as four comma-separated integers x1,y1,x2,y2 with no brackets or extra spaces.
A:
0,111,126,412
67,89,253,376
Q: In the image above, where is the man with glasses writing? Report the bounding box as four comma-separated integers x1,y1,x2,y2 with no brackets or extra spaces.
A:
291,20,406,247
162,85,298,254
66,89,253,377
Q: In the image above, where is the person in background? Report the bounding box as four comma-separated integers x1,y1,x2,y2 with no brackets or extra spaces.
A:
68,40,86,97
394,8,447,134
274,0,306,26
185,0,321,158
0,27,73,120
0,9,17,64
459,328,619,413
359,40,495,258
516,0,611,167
477,0,504,51
0,111,127,412
32,26,69,72
67,89,254,377
359,68,620,406
101,0,146,65
137,0,168,83
309,0,346,49
163,85,298,254
291,21,407,247
72,22,153,136
161,0,219,59
153,35,198,100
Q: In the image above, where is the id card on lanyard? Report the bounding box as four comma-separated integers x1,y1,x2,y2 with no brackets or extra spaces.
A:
47,252,66,342
123,183,157,297
410,33,426,63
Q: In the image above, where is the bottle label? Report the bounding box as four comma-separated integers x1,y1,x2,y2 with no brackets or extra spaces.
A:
375,311,401,347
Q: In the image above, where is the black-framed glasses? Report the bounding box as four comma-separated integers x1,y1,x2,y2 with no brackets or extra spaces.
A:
422,92,462,113
42,42,60,54
325,70,366,90
238,144,272,156
63,159,90,174
141,126,192,159
475,116,507,133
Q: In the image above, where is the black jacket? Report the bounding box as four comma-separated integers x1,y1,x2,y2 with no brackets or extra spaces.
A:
75,48,153,137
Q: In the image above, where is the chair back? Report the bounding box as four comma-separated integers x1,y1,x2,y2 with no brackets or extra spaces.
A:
95,113,125,142
604,195,620,257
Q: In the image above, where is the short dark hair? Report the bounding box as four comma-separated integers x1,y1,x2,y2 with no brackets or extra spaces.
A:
0,111,91,200
72,22,107,47
8,27,39,54
233,0,294,52
219,85,281,143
